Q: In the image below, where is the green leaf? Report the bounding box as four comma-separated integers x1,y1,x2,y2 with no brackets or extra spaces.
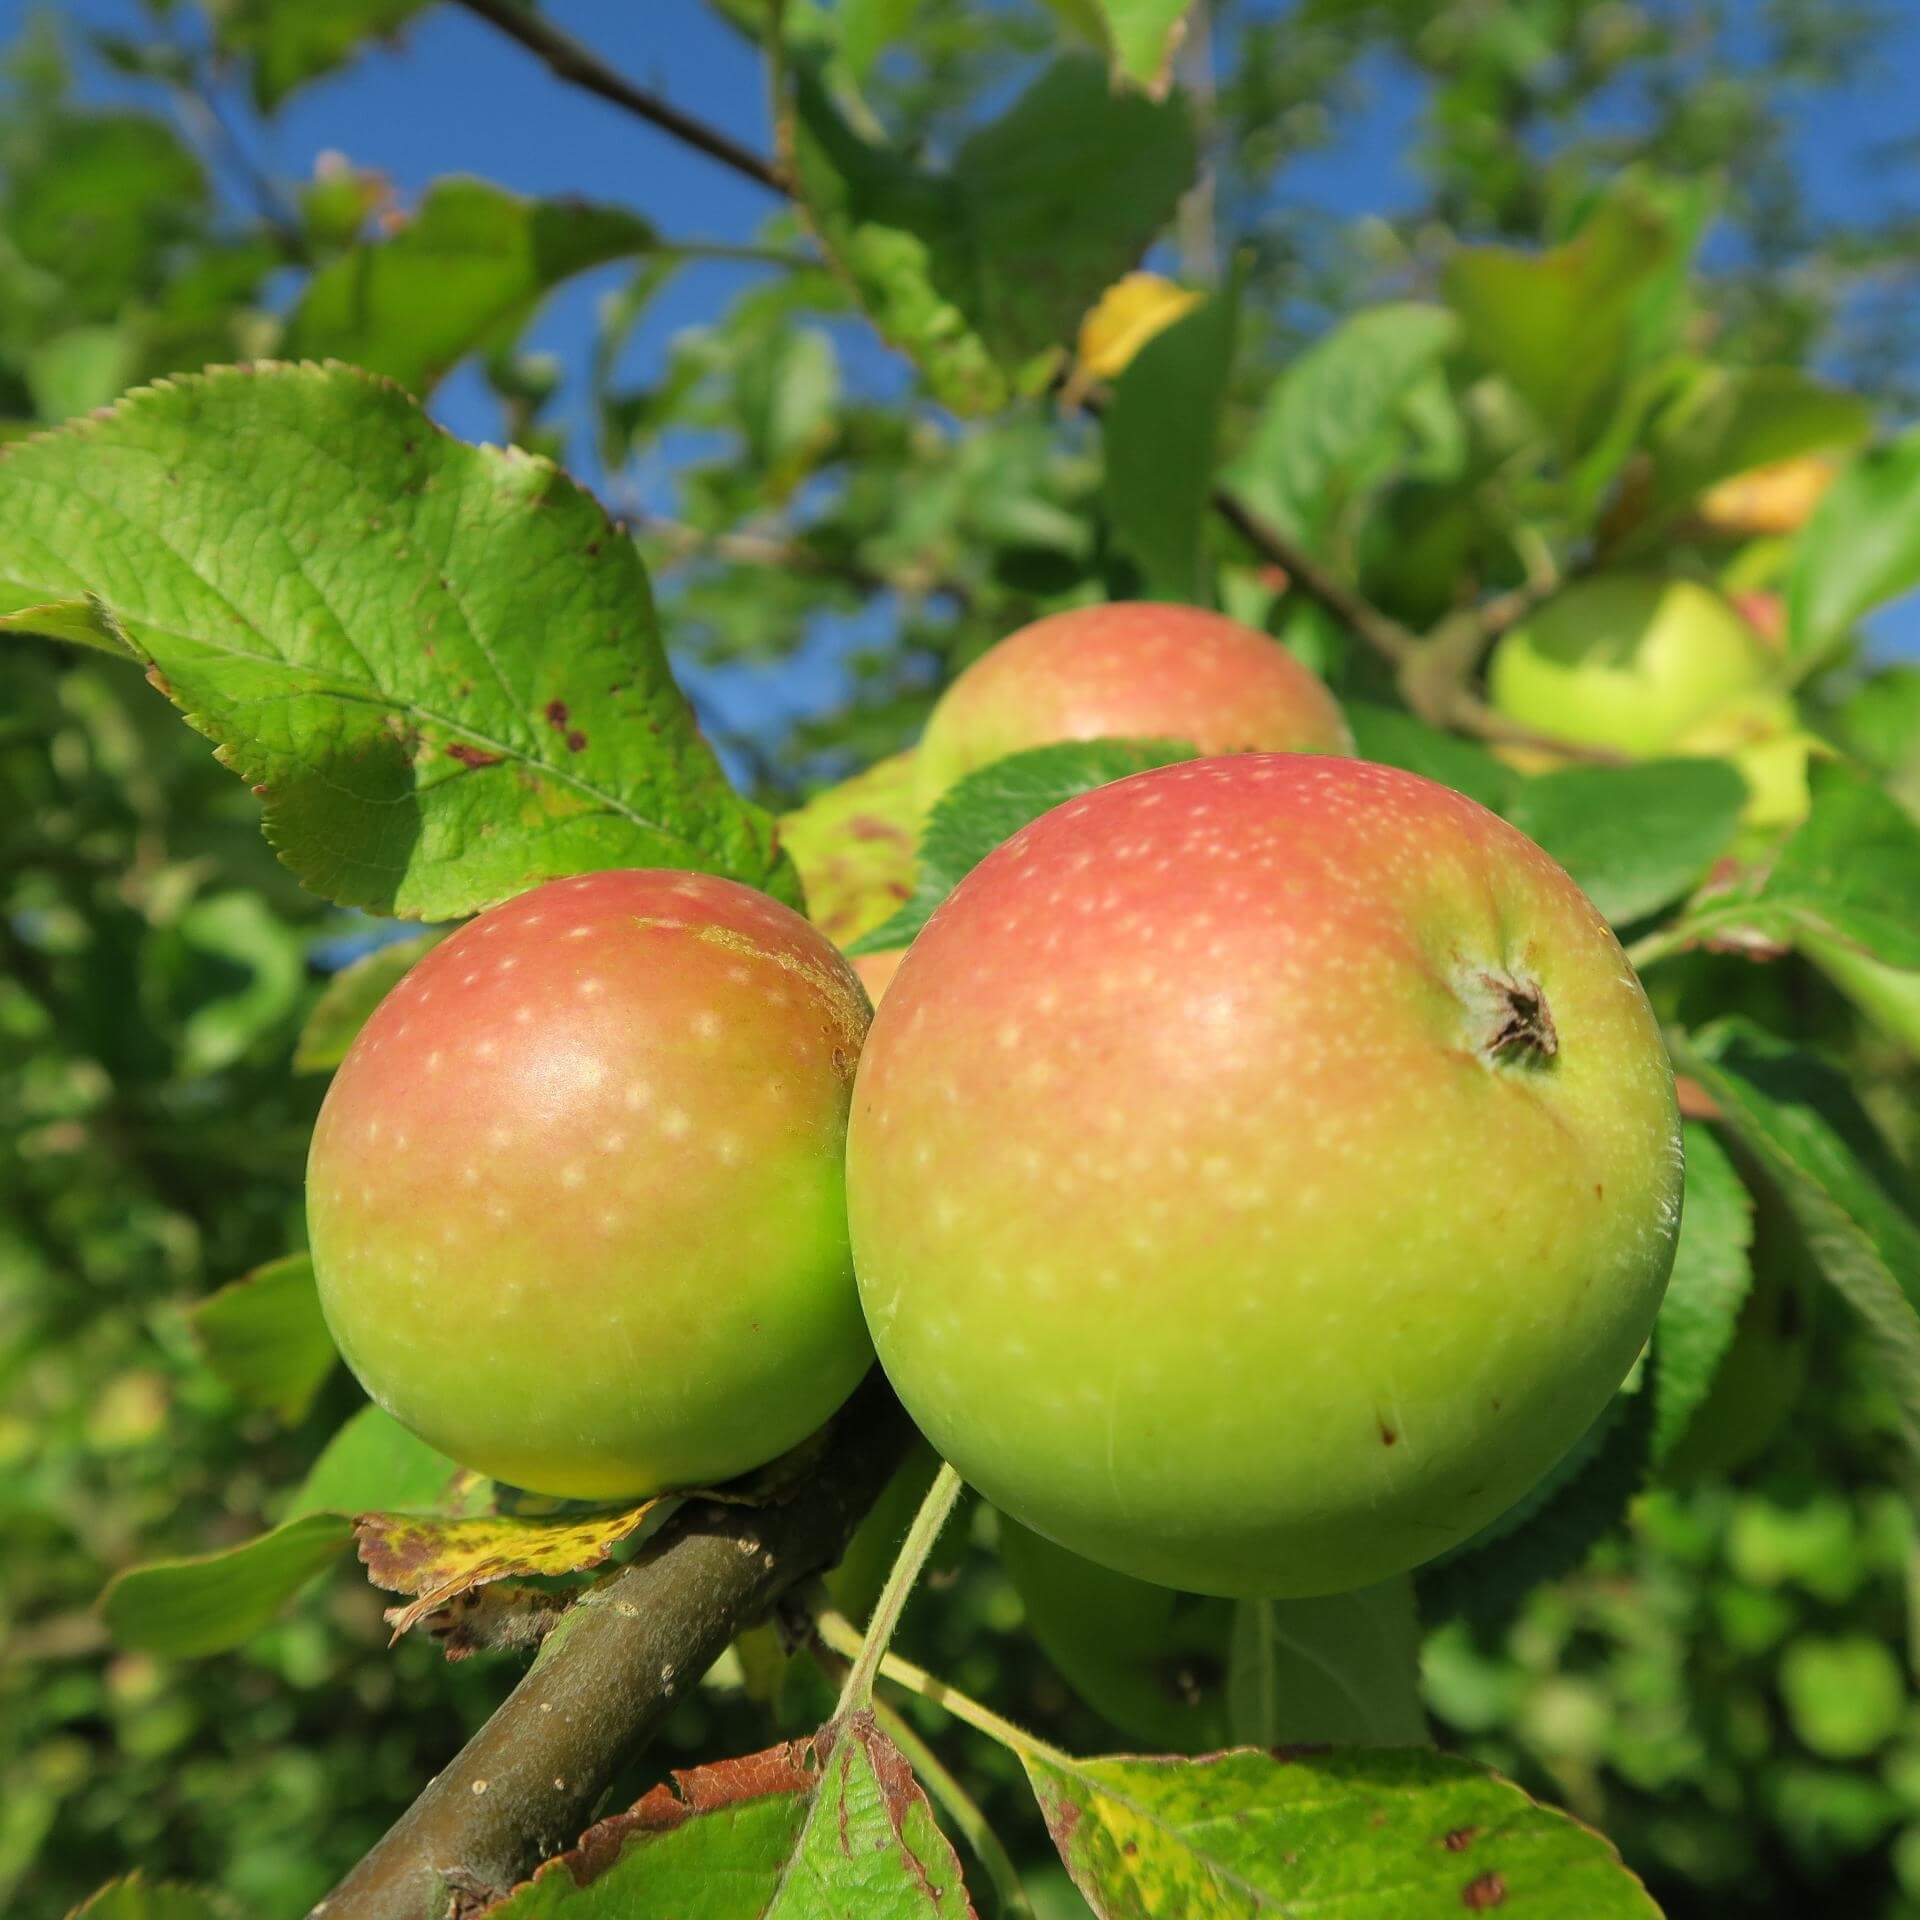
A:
0,594,134,655
1001,1516,1232,1753
67,1873,241,1920
209,0,430,110
1503,758,1747,926
1746,764,1920,969
1344,702,1516,813
1638,364,1870,530
100,1512,350,1657
1225,304,1458,551
294,929,451,1072
850,739,1194,954
1648,1124,1755,1463
1041,0,1196,92
285,178,658,399
1418,1386,1654,1629
1674,1020,1920,1461
783,53,1194,414
480,1713,973,1916
1026,1746,1660,1918
0,364,790,920
288,1403,471,1519
25,323,141,419
99,1407,469,1656
1103,267,1238,603
1788,426,1920,667
1444,183,1682,453
187,1252,339,1423
163,889,309,1074
1227,1578,1429,1749
1779,1636,1908,1760
736,325,840,496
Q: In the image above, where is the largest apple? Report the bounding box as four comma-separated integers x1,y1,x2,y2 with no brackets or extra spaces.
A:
307,870,875,1500
846,757,1683,1596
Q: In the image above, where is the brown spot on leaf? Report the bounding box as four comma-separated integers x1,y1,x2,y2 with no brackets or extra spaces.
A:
1379,1420,1398,1446
566,729,587,753
447,744,504,769
1444,1827,1481,1852
545,699,570,730
1462,1870,1507,1909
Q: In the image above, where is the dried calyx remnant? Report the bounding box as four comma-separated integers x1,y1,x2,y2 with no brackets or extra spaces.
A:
1460,967,1559,1067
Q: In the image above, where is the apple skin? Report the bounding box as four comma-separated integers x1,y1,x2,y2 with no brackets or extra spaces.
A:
1673,691,1829,832
1488,576,1774,757
915,602,1352,808
307,870,875,1501
847,756,1683,1597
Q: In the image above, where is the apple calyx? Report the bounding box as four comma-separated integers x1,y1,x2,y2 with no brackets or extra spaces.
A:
1465,966,1559,1066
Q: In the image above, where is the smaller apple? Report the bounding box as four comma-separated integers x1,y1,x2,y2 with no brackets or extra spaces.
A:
307,869,875,1500
916,602,1351,809
1488,575,1775,757
1672,690,1831,831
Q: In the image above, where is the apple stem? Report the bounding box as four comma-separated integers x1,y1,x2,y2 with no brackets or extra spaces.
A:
833,1460,966,1716
817,1606,1071,1765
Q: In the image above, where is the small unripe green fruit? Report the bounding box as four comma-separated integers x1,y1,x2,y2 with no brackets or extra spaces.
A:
307,870,874,1500
848,757,1683,1596
1488,576,1774,757
915,601,1351,809
1672,690,1829,831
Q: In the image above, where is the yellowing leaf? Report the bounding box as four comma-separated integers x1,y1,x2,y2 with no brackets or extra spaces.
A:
1076,272,1202,380
1697,452,1842,537
358,1499,665,1638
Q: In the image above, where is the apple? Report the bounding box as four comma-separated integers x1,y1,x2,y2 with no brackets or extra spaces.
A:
999,1516,1231,1752
846,756,1683,1597
306,870,875,1500
1672,690,1830,831
1665,1172,1813,1480
915,602,1352,809
1487,575,1775,757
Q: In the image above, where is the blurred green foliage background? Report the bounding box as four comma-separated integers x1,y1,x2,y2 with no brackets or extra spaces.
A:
4,3,1920,1915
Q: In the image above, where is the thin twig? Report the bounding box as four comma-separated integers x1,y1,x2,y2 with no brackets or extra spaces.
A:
452,0,790,196
1206,480,1418,666
638,515,973,610
814,1608,1070,1765
835,1461,964,1714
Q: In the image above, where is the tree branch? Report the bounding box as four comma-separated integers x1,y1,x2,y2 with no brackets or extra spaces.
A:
314,1373,915,1920
1206,480,1418,667
452,0,790,196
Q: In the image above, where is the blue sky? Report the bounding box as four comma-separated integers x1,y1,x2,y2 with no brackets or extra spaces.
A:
11,0,1920,690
